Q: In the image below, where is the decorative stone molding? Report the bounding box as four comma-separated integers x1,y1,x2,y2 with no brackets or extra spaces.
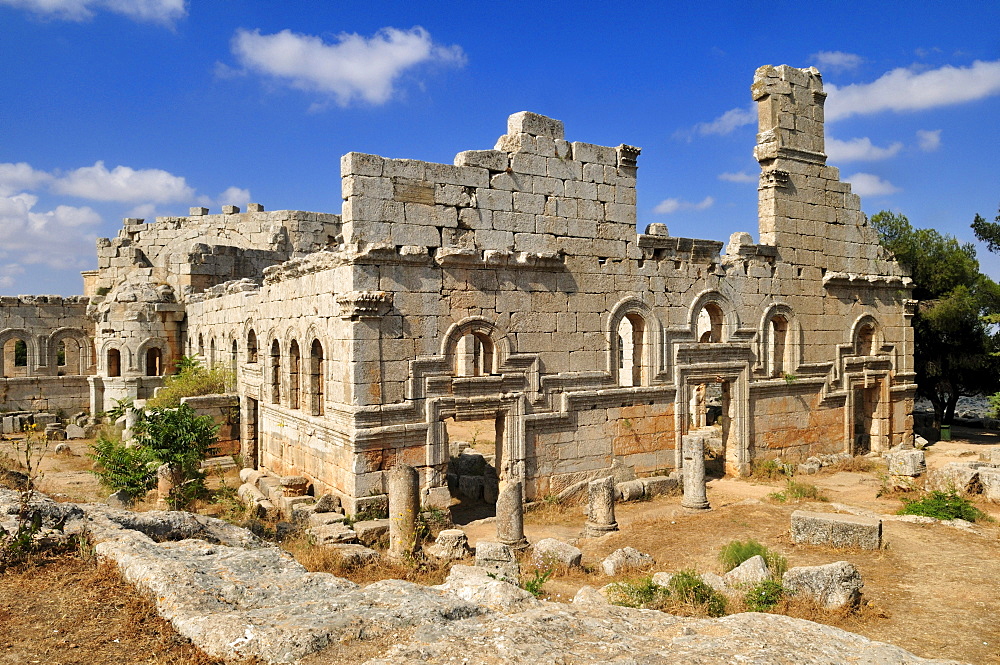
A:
337,291,392,320
759,168,790,188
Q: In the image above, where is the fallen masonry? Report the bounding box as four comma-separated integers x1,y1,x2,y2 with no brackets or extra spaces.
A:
0,489,960,664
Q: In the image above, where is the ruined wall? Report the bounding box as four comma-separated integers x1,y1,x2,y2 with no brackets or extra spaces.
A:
0,296,94,413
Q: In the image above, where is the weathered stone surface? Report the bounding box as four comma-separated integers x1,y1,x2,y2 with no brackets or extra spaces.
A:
307,522,357,545
572,585,610,607
885,450,926,477
106,490,134,509
425,528,470,561
700,572,729,593
681,435,710,510
977,467,1000,502
783,561,863,609
351,518,389,546
723,554,771,587
585,476,618,536
791,510,882,550
65,424,86,439
323,543,379,567
927,462,982,493
435,564,539,613
616,478,645,501
496,480,527,549
388,464,419,558
601,547,654,576
307,511,346,528
54,442,72,454
531,537,582,569
475,540,520,583
641,475,679,497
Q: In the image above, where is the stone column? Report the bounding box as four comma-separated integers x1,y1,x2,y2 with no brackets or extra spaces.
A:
388,464,420,559
495,480,528,549
585,476,619,536
681,435,711,510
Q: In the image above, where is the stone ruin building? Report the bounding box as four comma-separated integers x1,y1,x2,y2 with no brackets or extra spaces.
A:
0,65,915,513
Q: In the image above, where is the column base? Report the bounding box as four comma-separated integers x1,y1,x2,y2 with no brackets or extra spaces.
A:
585,521,620,537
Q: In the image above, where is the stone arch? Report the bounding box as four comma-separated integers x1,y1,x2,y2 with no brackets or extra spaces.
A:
851,315,881,356
309,338,325,416
758,303,797,377
606,296,660,387
137,337,169,377
288,338,301,409
688,290,739,343
245,326,259,363
441,317,511,377
0,329,37,377
48,327,93,375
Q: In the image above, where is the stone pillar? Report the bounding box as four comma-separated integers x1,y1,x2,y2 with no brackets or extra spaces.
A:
388,464,420,559
585,476,619,536
495,480,528,549
681,435,711,510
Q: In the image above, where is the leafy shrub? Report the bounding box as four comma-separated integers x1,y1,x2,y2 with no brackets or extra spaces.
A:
146,356,234,409
744,580,785,612
88,433,159,496
522,567,553,598
718,539,787,578
666,570,727,617
750,458,789,480
605,576,671,610
898,490,988,522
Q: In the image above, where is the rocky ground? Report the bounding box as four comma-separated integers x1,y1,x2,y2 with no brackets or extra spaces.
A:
4,428,1000,663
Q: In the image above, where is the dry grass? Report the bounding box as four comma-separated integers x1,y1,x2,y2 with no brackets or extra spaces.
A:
281,533,452,586
0,551,242,664
828,456,879,474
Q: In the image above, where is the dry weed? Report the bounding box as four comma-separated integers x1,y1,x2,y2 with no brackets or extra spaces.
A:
282,533,451,586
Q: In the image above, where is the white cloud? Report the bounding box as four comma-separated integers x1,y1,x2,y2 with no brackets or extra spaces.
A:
0,264,25,289
718,171,757,183
916,129,942,152
826,137,903,162
218,186,251,208
0,193,102,273
692,105,756,136
53,161,194,203
231,26,466,106
826,60,1000,121
0,162,52,196
0,0,185,23
811,51,864,72
653,196,714,215
844,173,900,197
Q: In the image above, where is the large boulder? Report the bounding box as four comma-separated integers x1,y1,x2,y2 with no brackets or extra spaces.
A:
531,537,582,569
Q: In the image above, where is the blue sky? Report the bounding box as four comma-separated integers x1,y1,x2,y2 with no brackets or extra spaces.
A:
3,1,999,295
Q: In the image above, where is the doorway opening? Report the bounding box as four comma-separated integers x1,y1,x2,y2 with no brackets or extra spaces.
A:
445,414,504,524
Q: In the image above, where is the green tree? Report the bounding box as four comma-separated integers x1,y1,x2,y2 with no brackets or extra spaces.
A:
971,203,1000,253
871,211,1000,429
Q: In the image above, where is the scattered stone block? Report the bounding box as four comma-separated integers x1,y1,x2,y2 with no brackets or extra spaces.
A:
239,468,262,486
927,462,982,493
353,518,390,546
601,547,654,576
783,561,862,609
34,413,58,426
307,512,347,528
458,475,484,501
45,427,66,441
700,572,728,593
106,490,134,509
885,450,926,477
307,522,357,545
791,511,882,550
435,564,539,613
425,529,470,561
53,442,71,454
616,479,645,502
651,572,674,587
312,493,340,513
797,460,820,475
475,540,520,584
531,537,582,569
723,554,771,587
324,543,379,567
641,475,678,497
978,468,1000,502
572,585,610,606
65,424,86,440
280,475,310,497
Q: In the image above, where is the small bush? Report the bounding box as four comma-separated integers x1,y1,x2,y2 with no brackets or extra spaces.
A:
898,490,988,522
744,580,785,612
146,357,234,409
522,567,553,598
605,576,671,610
718,539,787,578
771,478,827,502
666,570,727,617
750,458,788,480
88,433,159,496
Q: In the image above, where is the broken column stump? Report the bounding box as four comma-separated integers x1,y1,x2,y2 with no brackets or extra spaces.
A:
585,475,619,536
388,464,420,559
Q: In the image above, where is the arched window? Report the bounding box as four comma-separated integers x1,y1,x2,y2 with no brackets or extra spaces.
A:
457,332,494,376
197,334,204,359
856,322,876,356
770,314,788,377
269,339,281,404
209,337,216,368
617,312,646,387
310,339,324,416
13,339,27,367
107,348,121,377
231,339,238,373
288,340,300,409
697,303,724,343
57,340,66,367
247,329,258,363
146,347,162,376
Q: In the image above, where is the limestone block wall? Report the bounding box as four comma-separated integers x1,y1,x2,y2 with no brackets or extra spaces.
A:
0,376,91,412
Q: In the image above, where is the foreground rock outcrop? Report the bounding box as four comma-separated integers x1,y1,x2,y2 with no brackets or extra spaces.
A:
1,489,962,664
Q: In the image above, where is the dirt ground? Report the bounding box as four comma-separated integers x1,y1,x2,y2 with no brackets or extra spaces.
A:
4,426,1000,664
